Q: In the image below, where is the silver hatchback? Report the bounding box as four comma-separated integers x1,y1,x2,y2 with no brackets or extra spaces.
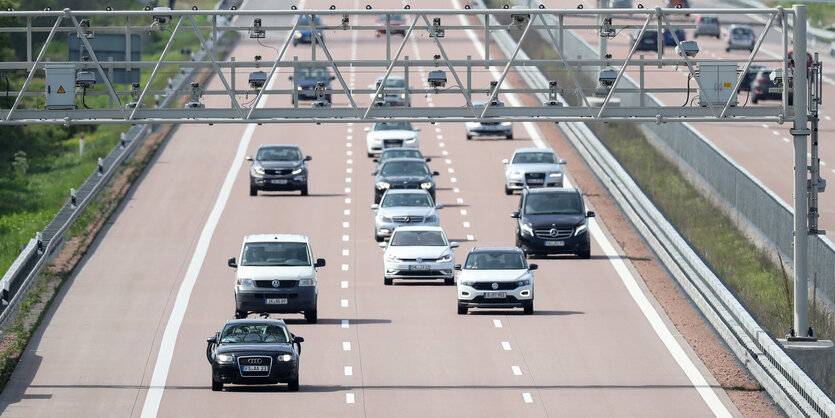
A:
503,148,567,194
372,189,443,241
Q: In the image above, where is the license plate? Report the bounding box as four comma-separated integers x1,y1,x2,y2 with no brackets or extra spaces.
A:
270,179,288,184
265,298,288,304
242,365,269,372
409,264,430,270
526,179,544,184
484,292,507,299
383,142,401,148
544,241,565,247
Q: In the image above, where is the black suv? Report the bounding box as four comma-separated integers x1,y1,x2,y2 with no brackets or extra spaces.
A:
289,66,334,104
373,158,438,203
247,144,311,196
511,187,595,258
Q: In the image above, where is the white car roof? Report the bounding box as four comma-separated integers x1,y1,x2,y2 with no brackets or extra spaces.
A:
392,226,444,232
243,234,309,244
513,147,554,154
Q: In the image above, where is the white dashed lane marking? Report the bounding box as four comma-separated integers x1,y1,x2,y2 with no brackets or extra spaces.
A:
343,222,349,228
457,198,464,204
453,188,460,193
347,159,353,165
345,197,351,204
448,168,455,173
463,222,471,228
344,366,353,376
341,281,348,289
493,319,503,328
346,168,353,173
460,209,468,215
342,235,349,241
346,393,355,404
342,249,349,256
501,341,512,351
772,130,780,136
343,341,351,351
342,320,349,328
451,178,457,183
341,299,349,307
467,234,474,241
344,187,351,193
346,178,352,183
522,393,533,404
512,366,522,376
445,159,452,164
341,264,349,271
346,150,352,156
442,150,449,156
344,209,350,215
783,137,790,143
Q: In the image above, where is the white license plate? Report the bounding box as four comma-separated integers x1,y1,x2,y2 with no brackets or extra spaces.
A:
265,298,288,304
526,179,544,184
409,264,430,270
271,179,288,184
484,292,507,299
242,365,269,372
544,241,565,247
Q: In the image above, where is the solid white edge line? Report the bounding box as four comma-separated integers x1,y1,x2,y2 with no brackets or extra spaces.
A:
453,3,730,416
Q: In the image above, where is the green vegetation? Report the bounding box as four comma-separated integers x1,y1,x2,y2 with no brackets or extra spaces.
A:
767,2,835,29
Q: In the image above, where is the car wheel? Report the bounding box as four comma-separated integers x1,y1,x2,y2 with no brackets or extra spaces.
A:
304,309,318,324
505,186,512,195
725,47,730,53
212,379,223,391
515,234,522,249
250,185,257,196
444,278,454,285
375,233,383,242
523,301,534,315
506,134,513,140
235,310,246,319
466,134,472,140
287,375,300,392
457,304,468,315
578,249,591,259
694,33,698,38
752,96,758,104
300,185,309,196
384,277,393,286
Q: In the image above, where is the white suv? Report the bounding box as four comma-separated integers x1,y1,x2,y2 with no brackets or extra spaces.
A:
456,247,536,315
228,234,326,323
379,226,458,285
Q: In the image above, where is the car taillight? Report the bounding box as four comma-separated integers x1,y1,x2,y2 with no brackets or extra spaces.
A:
756,77,767,83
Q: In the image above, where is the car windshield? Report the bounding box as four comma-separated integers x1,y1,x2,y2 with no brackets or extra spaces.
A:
220,323,290,344
256,147,302,162
377,78,406,88
524,193,582,215
380,161,430,176
512,152,557,164
380,149,422,162
298,16,322,26
374,122,414,131
390,230,447,246
297,67,330,80
381,192,432,208
464,252,526,270
241,242,310,266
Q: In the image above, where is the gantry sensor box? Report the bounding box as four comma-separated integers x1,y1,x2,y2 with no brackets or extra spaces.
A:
698,63,738,107
45,64,76,109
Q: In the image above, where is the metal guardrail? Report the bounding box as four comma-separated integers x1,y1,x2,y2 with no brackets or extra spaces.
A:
478,1,835,416
0,0,237,329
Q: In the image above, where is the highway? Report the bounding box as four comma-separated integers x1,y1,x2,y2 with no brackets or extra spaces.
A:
0,1,765,416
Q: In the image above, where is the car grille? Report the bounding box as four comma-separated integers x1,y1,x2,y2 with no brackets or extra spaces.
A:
383,139,404,147
394,270,447,277
390,183,420,190
391,216,424,223
399,257,438,262
525,172,546,184
534,228,574,239
254,280,297,288
237,355,272,377
248,293,298,299
264,168,293,175
471,282,518,290
471,295,521,303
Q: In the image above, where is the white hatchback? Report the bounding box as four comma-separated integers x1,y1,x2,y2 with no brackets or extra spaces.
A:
456,247,536,315
379,226,458,285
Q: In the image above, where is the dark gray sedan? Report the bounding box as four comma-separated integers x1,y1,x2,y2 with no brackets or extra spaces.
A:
247,145,311,196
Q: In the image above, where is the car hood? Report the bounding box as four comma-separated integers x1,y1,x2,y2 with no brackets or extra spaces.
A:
258,161,302,169
523,213,585,228
507,163,562,173
378,207,437,218
377,175,432,184
216,343,294,355
458,269,529,282
367,130,418,141
386,246,450,259
236,266,315,280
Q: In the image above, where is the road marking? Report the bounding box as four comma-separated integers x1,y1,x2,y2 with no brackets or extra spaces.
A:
346,167,353,173
345,197,351,204
463,221,471,228
442,150,449,156
437,135,444,140
439,142,446,148
341,264,349,271
460,209,468,215
342,235,349,241
347,135,353,140
451,177,457,183
453,187,460,193
522,393,533,403
501,341,512,351
342,320,349,328
435,127,442,133
493,319,502,328
346,150,352,156
346,393,355,404
343,341,351,351
341,280,348,288
343,249,349,256
467,234,474,241
512,366,522,376
783,137,790,143
445,159,452,164
346,178,352,183
343,221,350,228
341,299,349,307
347,128,353,133
772,130,780,136
344,366,353,376
448,167,455,173
345,187,351,193
346,143,353,148
344,209,350,215
347,158,353,165
457,198,464,204
825,115,831,121
761,123,769,129
821,161,827,166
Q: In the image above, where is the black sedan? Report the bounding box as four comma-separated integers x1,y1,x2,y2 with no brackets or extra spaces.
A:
373,157,439,204
206,319,304,392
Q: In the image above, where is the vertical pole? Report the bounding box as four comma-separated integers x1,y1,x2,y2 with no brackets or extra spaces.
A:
26,17,32,63
639,54,645,107
598,0,608,68
791,4,810,338
126,16,131,73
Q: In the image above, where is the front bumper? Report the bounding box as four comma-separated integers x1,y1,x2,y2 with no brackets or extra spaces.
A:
505,176,563,190
366,139,418,154
457,284,533,308
375,218,440,238
235,286,317,314
383,260,454,280
212,359,298,385
518,230,590,255
251,174,307,191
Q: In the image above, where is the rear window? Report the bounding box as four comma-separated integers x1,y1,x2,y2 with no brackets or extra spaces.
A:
701,17,718,24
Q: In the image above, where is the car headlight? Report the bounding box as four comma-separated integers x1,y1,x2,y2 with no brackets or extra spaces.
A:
420,182,432,190
425,215,437,222
400,93,406,99
298,278,315,287
509,170,523,178
516,279,531,287
460,280,475,286
385,253,401,263
437,252,452,263
405,137,416,143
500,122,512,126
575,223,588,236
520,223,534,236
379,215,393,223
253,165,265,175
291,167,304,175
277,354,293,362
376,182,391,190
294,32,303,38
297,86,303,91
548,172,563,178
216,353,235,363
236,278,254,287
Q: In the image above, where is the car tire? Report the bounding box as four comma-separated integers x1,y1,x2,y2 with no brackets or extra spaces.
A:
506,134,513,140
515,234,522,249
752,96,759,104
444,278,454,285
375,233,383,242
578,249,591,259
457,304,468,315
466,134,472,140
235,310,246,319
523,301,534,315
212,379,223,391
384,277,393,286
304,309,318,324
725,47,730,53
287,376,300,392
694,33,698,39
505,186,512,195
250,185,257,196
301,185,309,196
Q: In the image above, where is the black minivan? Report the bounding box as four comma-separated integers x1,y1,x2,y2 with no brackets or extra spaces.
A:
511,187,595,258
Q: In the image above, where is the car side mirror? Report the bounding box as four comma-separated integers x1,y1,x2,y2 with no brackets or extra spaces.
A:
454,264,462,270
587,211,596,218
372,158,379,163
315,258,326,268
378,242,387,248
372,170,379,175
502,158,509,164
510,211,520,219
529,264,538,270
432,171,440,176
293,336,304,343
559,159,567,165
330,75,335,80
435,204,444,209
364,127,371,132
207,335,218,344
228,257,237,268
371,204,379,210
425,157,431,162
304,155,312,161
449,241,460,249
245,156,253,161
